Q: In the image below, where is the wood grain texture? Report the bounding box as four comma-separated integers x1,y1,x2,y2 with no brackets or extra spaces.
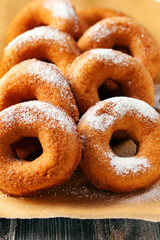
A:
0,219,160,240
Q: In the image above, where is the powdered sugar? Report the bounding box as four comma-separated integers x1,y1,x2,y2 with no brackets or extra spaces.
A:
25,60,78,117
91,142,150,176
108,152,150,175
112,97,159,121
6,26,74,53
24,60,69,96
39,170,160,204
88,25,114,43
1,101,76,133
83,97,159,132
88,49,130,66
61,180,160,203
41,0,77,20
122,183,160,203
83,109,114,132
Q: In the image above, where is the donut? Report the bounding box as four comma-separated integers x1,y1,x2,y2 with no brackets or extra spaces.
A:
7,0,80,42
78,17,160,79
0,26,81,78
0,101,81,196
77,97,160,193
0,59,79,160
68,49,154,114
77,7,126,38
0,59,79,123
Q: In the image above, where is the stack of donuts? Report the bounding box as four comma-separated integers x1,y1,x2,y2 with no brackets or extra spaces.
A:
0,0,160,196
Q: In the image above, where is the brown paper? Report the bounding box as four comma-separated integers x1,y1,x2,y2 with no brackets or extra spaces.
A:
0,129,160,220
0,0,160,220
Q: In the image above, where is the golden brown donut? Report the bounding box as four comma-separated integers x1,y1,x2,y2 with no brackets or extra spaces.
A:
0,26,81,78
77,7,126,38
78,17,160,79
0,59,79,123
0,101,81,196
7,0,80,42
77,97,160,193
68,49,154,114
0,59,79,160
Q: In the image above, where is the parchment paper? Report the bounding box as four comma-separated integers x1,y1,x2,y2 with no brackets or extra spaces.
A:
0,0,160,220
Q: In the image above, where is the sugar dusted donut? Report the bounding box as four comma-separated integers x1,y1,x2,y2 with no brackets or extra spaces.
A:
0,101,81,196
0,26,81,78
78,8,126,38
0,59,79,122
78,17,160,79
7,0,80,42
77,97,160,193
68,49,154,114
0,59,79,160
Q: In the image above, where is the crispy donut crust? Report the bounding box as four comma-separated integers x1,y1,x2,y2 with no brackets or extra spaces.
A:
7,0,80,42
68,49,154,114
0,101,82,196
77,97,160,193
0,59,79,122
0,26,81,78
77,7,126,38
78,17,160,79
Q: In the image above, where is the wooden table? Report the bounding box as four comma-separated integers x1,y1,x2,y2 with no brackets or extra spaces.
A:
0,218,160,239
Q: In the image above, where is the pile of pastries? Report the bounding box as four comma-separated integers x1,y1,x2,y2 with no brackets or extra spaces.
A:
0,0,160,196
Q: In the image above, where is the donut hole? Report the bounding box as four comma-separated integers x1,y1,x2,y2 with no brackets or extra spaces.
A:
156,108,160,114
113,45,131,56
21,98,37,103
26,148,43,161
25,22,46,32
98,80,122,100
40,59,52,64
11,137,43,161
109,130,138,157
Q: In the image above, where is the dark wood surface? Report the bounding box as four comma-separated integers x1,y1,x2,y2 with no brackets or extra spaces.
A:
0,218,160,239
